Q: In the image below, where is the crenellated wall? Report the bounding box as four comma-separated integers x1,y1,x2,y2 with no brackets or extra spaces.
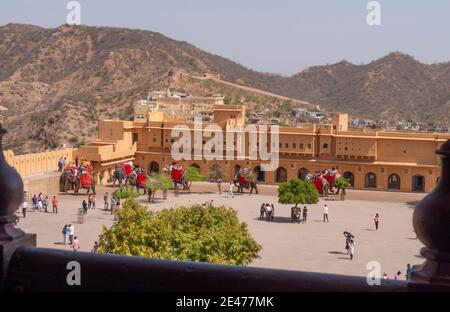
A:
4,148,78,177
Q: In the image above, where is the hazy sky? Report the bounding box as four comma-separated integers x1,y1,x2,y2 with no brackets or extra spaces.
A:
1,0,449,75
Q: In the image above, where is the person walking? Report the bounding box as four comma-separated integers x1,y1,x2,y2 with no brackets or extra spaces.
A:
87,194,93,209
68,224,75,245
302,206,308,223
82,200,88,215
406,264,414,281
62,224,69,245
91,241,99,253
373,213,380,230
259,203,265,220
348,239,355,260
270,204,275,221
43,196,49,213
323,204,329,222
37,193,43,212
104,192,110,211
21,200,28,218
31,194,37,212
394,271,402,280
265,203,273,222
228,181,234,198
51,196,59,214
71,236,80,252
92,195,96,209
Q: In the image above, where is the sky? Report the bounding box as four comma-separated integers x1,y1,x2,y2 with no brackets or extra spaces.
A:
0,0,449,75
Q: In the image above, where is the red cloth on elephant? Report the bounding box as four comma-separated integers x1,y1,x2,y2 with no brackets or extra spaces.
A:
65,165,77,175
313,176,324,193
123,163,133,176
80,173,92,188
137,173,147,187
324,171,337,184
239,176,250,189
171,167,184,182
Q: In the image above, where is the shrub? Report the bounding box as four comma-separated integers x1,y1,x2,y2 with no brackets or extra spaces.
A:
98,200,262,266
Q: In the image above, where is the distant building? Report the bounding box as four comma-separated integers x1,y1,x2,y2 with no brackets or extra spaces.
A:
79,108,449,193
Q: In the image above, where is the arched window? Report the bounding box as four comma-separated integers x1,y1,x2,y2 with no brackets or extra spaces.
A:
388,174,401,190
254,165,265,182
343,171,355,187
412,175,425,192
191,163,201,170
149,161,159,173
276,167,287,183
365,172,377,188
298,168,310,180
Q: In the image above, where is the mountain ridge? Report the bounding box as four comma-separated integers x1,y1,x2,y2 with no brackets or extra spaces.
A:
0,23,449,153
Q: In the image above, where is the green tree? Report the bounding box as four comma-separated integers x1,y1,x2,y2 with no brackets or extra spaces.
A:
208,165,225,194
98,199,262,266
112,187,140,200
278,179,319,208
334,177,352,200
184,166,205,192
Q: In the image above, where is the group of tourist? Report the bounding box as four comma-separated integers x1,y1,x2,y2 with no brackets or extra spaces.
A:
57,157,68,172
81,194,97,215
383,264,414,281
259,203,275,221
103,192,121,214
20,191,59,218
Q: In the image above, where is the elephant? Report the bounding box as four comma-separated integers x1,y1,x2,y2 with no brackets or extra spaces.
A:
108,166,126,188
59,169,96,195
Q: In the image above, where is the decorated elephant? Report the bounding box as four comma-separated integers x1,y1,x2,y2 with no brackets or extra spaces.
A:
59,166,96,195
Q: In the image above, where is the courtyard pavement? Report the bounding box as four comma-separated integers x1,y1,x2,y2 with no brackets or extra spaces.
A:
17,182,425,279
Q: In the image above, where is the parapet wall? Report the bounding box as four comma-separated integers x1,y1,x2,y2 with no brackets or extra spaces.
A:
4,148,78,177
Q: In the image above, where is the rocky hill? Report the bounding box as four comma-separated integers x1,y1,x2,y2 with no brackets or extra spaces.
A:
0,23,449,153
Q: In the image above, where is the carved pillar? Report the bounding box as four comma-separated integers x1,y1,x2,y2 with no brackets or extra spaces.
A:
410,139,450,290
0,124,36,290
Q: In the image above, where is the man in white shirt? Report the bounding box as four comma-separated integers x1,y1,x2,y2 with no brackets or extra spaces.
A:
68,224,75,244
323,204,329,222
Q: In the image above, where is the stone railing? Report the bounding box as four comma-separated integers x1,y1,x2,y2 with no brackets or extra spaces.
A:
0,122,449,292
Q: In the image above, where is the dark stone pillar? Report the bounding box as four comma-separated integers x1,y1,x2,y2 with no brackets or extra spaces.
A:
410,139,450,291
0,124,36,290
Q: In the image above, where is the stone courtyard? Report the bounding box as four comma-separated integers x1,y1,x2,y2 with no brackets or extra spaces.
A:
17,180,426,280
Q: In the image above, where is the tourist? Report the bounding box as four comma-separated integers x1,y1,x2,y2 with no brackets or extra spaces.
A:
394,271,402,280
87,194,93,209
265,203,273,221
111,197,116,215
31,194,37,211
37,193,43,211
406,264,414,280
116,197,121,210
323,204,329,222
82,200,88,215
68,224,75,244
62,224,69,245
92,195,96,209
99,171,104,186
259,203,265,220
228,181,234,198
104,192,110,211
43,196,49,213
373,213,380,230
383,273,389,279
71,236,80,252
52,196,59,214
348,239,355,260
62,157,67,169
57,157,63,172
270,204,275,221
91,241,99,253
302,206,308,223
21,200,28,218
